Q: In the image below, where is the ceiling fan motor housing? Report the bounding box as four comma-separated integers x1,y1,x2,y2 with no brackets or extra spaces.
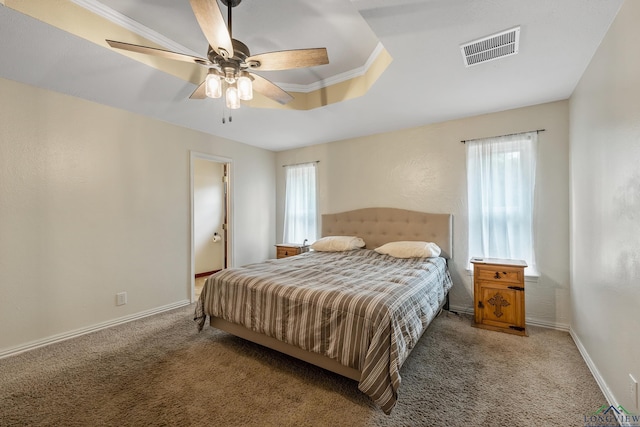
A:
220,0,242,7
207,39,250,65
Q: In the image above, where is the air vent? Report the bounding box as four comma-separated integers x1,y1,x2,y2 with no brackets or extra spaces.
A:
461,26,520,67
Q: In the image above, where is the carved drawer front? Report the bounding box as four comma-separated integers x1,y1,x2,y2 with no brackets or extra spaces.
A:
476,266,522,284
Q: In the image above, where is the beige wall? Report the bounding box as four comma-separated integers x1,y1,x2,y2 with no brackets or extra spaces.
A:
570,0,640,410
276,100,570,329
0,77,275,355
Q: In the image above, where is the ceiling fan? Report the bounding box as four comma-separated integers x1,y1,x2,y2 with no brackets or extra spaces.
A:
106,0,329,109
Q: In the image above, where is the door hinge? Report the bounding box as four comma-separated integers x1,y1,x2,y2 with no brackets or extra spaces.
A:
222,223,227,230
509,326,525,331
507,286,525,291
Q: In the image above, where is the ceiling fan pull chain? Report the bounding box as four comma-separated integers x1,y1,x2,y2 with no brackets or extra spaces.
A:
221,104,233,124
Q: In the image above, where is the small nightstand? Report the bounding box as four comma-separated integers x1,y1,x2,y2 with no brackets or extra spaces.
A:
275,243,309,259
471,258,528,336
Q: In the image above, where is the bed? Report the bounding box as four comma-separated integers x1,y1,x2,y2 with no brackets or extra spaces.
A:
194,208,453,414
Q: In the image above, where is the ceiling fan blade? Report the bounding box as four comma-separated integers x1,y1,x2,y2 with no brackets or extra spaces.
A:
250,73,294,105
189,80,207,99
106,40,211,65
190,0,234,59
247,48,329,71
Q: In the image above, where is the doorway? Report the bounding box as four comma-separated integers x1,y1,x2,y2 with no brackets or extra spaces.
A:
190,152,232,303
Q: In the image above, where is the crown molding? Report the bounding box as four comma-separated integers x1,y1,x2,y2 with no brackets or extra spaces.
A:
70,0,202,57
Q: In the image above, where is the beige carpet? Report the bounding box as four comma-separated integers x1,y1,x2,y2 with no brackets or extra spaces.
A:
0,305,614,426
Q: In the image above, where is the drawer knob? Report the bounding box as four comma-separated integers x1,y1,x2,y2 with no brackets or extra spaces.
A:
493,271,508,279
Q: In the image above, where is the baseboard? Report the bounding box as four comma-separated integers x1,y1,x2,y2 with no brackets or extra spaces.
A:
526,317,570,332
448,304,474,316
448,304,570,331
0,300,191,360
569,328,626,422
195,270,219,278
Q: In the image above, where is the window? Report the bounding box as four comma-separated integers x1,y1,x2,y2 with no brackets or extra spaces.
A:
467,132,538,273
283,162,318,244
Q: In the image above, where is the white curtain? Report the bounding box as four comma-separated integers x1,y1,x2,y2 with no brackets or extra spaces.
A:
467,132,537,271
283,162,317,244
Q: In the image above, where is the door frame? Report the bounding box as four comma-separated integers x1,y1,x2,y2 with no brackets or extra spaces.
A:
189,151,233,303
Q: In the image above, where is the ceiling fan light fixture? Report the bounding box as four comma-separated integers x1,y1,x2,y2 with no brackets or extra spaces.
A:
237,73,253,101
226,85,241,109
223,68,237,84
205,72,222,98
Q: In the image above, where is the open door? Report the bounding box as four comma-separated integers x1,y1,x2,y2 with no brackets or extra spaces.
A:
222,163,229,270
190,152,232,303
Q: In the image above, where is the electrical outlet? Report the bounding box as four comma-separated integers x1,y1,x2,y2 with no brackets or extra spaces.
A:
630,374,638,410
116,292,127,306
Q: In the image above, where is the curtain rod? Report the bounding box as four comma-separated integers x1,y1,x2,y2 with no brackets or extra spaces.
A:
282,160,320,167
460,129,546,144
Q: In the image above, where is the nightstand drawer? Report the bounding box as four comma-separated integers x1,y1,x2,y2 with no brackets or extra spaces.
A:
475,267,523,284
277,247,296,258
275,244,309,259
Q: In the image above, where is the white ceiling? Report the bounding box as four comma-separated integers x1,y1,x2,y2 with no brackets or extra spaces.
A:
0,0,623,151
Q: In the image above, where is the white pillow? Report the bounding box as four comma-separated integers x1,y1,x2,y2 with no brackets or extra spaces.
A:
310,236,366,252
374,241,441,258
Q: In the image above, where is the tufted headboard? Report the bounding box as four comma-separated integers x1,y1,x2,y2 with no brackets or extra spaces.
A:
321,207,453,259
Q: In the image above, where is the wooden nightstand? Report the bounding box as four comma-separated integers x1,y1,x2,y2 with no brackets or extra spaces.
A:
471,258,528,336
275,243,309,259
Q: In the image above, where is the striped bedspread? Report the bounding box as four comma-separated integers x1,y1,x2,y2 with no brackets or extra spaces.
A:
194,249,452,414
